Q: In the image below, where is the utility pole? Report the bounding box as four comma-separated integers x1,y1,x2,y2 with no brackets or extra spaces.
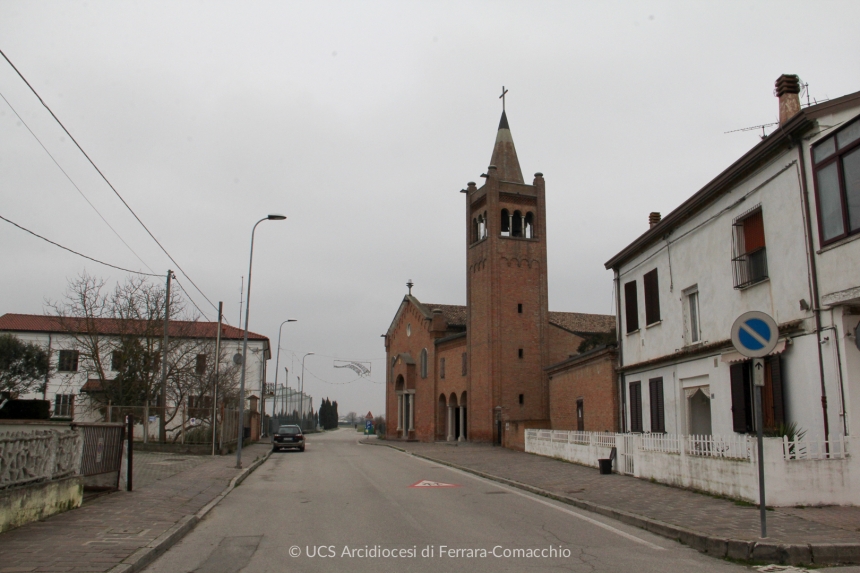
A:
159,270,173,444
212,301,223,456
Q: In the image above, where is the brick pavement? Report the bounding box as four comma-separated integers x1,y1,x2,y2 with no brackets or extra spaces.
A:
0,443,271,573
366,439,860,548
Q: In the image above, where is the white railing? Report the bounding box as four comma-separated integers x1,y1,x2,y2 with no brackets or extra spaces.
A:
686,434,755,461
639,433,681,454
783,436,849,460
0,430,83,490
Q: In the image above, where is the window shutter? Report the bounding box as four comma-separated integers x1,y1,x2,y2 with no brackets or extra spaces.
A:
624,281,639,333
730,363,748,433
743,211,766,252
630,382,642,432
768,355,785,427
644,269,661,325
649,378,665,433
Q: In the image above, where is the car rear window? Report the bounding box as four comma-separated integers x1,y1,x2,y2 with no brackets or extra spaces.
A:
278,427,301,435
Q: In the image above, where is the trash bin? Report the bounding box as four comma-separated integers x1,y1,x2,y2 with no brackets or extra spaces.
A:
598,458,612,475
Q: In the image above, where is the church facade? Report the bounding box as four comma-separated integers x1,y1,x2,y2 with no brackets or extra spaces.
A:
384,111,615,448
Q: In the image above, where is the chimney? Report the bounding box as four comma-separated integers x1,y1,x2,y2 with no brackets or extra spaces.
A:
649,212,661,229
776,74,801,124
430,308,448,338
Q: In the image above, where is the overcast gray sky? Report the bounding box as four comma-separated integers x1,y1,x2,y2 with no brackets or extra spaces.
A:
2,1,859,417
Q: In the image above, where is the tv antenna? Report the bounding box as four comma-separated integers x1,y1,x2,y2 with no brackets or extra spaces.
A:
725,122,779,140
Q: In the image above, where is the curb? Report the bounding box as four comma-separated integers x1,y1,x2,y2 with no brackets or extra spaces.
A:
107,449,272,573
359,440,860,566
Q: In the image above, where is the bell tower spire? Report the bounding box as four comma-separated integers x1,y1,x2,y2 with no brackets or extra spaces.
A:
489,110,524,184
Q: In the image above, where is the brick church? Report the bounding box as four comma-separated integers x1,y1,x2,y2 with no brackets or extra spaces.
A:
384,110,616,449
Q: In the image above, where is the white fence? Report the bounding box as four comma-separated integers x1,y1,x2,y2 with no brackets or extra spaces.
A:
0,430,83,490
525,429,858,506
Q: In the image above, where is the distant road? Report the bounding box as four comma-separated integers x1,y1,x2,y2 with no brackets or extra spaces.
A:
143,429,749,573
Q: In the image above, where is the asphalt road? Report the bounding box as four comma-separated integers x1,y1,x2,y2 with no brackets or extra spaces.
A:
143,429,757,573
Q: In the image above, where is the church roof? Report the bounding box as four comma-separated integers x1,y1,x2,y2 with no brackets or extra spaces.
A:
549,311,615,335
419,303,467,327
489,111,524,184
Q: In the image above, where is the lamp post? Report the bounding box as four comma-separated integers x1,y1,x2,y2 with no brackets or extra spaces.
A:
236,214,286,469
300,352,314,430
273,319,297,422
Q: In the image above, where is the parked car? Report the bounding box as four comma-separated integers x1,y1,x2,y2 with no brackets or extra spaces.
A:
273,425,305,452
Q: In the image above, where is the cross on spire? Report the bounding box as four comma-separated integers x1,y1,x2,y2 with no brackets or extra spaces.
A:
499,86,508,111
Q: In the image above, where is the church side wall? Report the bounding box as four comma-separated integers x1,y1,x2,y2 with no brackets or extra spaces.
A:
546,325,584,366
549,350,618,433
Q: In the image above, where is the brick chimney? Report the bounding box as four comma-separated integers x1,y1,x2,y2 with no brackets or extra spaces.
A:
776,74,801,124
649,212,661,229
430,309,448,339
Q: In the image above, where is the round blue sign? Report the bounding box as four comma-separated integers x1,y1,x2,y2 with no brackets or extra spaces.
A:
731,311,779,358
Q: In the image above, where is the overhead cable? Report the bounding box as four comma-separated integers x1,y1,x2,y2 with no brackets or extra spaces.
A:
0,47,220,314
0,213,161,277
0,89,156,274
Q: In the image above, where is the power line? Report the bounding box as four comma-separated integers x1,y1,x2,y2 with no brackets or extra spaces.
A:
171,275,212,322
0,89,156,274
0,47,220,314
0,213,161,277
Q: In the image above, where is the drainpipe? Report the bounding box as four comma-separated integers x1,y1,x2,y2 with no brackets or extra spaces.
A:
796,138,830,443
614,270,627,433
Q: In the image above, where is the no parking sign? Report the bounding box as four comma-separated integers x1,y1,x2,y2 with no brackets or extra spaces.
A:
731,311,778,359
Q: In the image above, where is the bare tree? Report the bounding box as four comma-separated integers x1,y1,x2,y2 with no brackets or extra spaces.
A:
46,272,235,442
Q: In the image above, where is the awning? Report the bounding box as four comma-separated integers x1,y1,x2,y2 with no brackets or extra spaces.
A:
720,338,788,364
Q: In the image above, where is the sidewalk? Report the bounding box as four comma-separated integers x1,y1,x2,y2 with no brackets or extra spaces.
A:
362,438,860,566
0,442,271,573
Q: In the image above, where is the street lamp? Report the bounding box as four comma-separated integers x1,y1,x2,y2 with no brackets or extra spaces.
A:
300,352,314,430
269,318,297,436
236,214,286,469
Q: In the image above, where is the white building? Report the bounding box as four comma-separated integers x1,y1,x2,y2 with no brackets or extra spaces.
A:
605,75,860,446
0,313,270,423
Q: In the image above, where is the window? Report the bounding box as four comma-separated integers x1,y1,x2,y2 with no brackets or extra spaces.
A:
629,382,643,432
732,207,768,288
518,348,523,358
518,393,524,405
624,281,639,333
195,354,207,376
111,351,123,371
420,348,428,379
643,269,660,325
576,399,584,431
730,356,785,433
649,378,665,433
524,212,535,238
440,357,446,379
501,209,511,236
53,394,74,418
685,286,701,344
812,115,860,245
517,303,523,314
461,352,467,376
58,350,79,372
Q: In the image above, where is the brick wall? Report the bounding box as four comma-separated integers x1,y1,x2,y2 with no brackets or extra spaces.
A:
548,348,619,433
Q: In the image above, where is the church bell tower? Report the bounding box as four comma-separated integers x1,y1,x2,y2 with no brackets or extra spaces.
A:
464,108,550,444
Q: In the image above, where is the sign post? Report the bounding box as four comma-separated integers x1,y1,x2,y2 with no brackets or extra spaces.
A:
731,311,778,539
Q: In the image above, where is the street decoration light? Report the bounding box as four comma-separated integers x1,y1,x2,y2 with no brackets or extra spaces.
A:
236,214,286,469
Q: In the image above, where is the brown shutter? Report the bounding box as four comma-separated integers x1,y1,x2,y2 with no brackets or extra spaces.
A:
649,377,665,433
768,355,785,427
743,211,766,252
624,281,639,333
730,363,749,433
630,382,642,432
644,269,661,325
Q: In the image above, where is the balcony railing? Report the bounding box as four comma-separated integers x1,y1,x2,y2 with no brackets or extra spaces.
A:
732,246,768,289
